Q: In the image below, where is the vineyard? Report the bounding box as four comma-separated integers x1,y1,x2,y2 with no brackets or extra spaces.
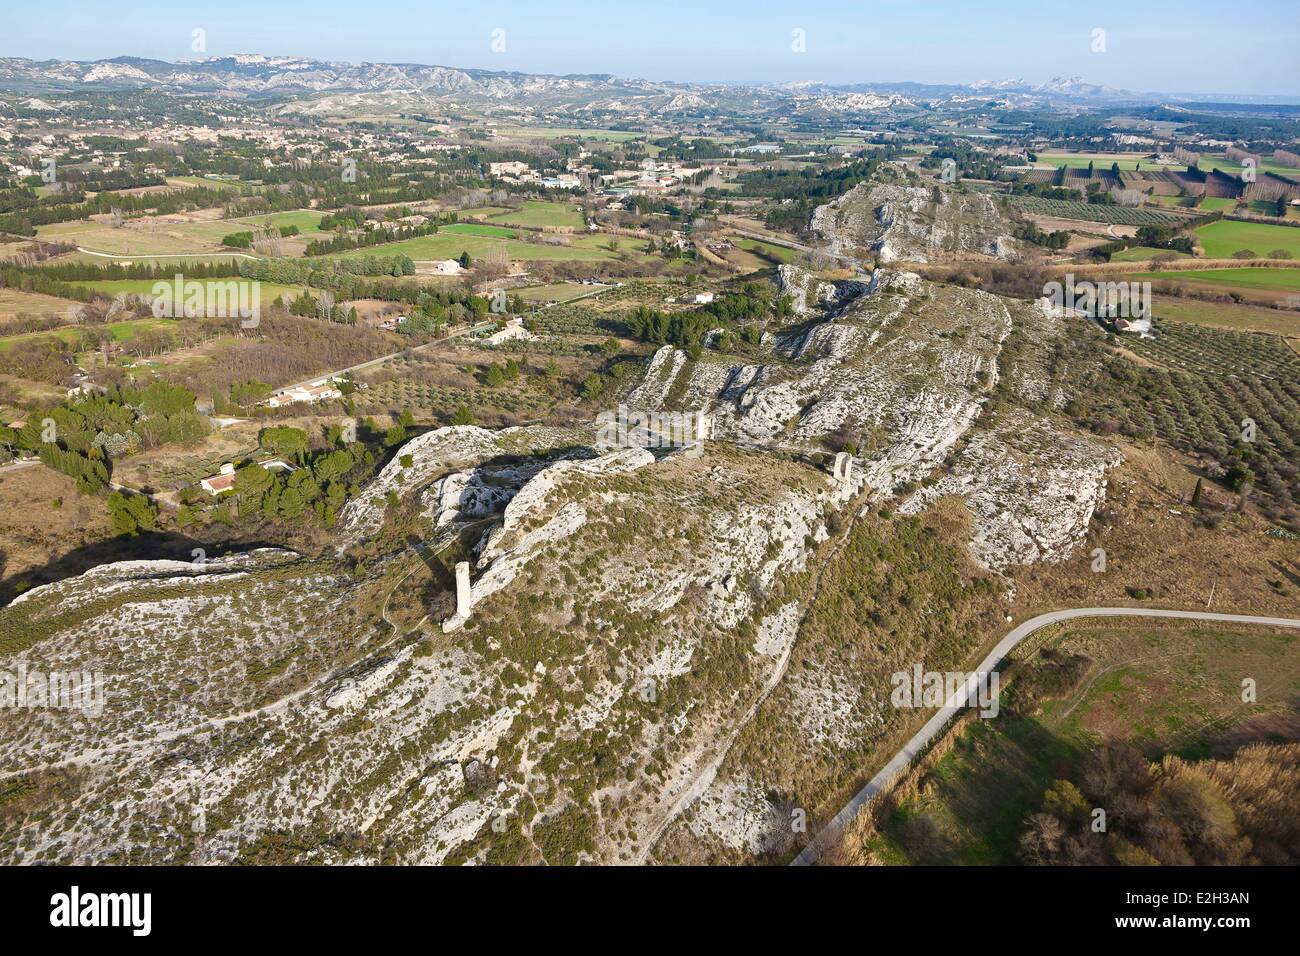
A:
1008,196,1192,226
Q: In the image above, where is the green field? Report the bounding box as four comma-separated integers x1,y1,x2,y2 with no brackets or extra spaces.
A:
1133,266,1300,292
734,237,796,263
486,200,586,230
1037,152,1186,173
0,317,177,352
1109,245,1192,262
1194,220,1300,259
1199,196,1237,212
327,232,616,263
230,209,329,237
1198,153,1300,178
82,278,305,302
876,622,1300,865
1152,296,1300,336
442,222,518,238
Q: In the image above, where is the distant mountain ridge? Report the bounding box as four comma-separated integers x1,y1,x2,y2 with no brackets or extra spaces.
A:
0,55,1292,110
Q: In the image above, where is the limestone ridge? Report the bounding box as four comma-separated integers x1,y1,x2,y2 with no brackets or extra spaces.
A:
811,164,1021,264
0,273,1125,865
622,269,1123,572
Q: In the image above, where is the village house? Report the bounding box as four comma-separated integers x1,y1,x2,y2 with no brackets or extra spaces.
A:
199,462,238,496
489,160,532,178
265,379,343,408
486,317,533,346
200,459,296,496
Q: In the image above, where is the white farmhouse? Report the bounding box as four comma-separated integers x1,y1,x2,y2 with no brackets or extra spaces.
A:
486,317,533,346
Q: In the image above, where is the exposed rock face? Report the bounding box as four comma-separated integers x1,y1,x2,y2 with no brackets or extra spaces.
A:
899,409,1123,571
425,467,532,528
776,264,864,316
0,434,838,866
628,271,1013,495
0,265,1127,867
480,448,655,563
337,423,585,546
811,167,1021,263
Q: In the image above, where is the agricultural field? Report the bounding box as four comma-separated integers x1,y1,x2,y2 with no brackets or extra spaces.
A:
876,621,1300,865
1057,322,1300,520
360,378,544,420
230,209,330,237
485,200,586,230
1152,297,1300,337
1124,319,1300,377
1193,220,1300,259
1036,152,1186,172
1109,245,1192,262
354,337,612,427
79,278,305,304
490,127,646,142
1198,196,1238,212
325,231,619,263
1008,195,1189,226
513,282,595,303
0,316,177,352
32,209,328,259
33,213,265,256
733,237,797,263
30,242,257,267
1197,153,1300,178
529,301,621,335
1135,267,1300,292
0,287,81,320
441,222,518,238
453,205,512,219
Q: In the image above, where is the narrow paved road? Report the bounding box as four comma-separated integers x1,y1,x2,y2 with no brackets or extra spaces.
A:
268,318,497,398
791,607,1300,866
724,226,861,268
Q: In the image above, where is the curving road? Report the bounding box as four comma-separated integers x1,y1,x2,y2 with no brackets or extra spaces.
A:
791,607,1300,866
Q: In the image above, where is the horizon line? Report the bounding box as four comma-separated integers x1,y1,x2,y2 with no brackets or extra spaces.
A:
2,51,1299,101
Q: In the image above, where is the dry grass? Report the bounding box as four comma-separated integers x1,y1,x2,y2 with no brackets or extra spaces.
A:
1011,443,1300,621
0,289,81,322
0,465,113,586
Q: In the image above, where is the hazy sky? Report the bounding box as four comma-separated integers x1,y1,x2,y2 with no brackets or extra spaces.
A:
5,0,1298,95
